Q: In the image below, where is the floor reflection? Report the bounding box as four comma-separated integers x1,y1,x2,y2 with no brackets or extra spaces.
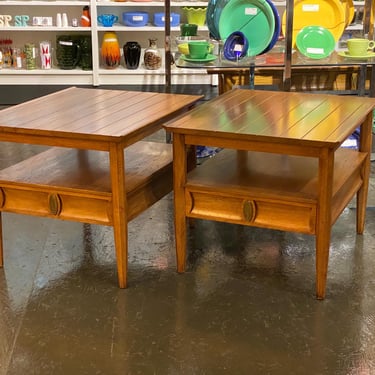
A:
1,133,375,374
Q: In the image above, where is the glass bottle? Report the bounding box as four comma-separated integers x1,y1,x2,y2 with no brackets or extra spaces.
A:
79,35,92,70
123,41,141,69
24,43,38,70
101,32,121,69
12,47,23,69
0,39,4,69
3,38,13,68
80,6,91,27
144,38,162,70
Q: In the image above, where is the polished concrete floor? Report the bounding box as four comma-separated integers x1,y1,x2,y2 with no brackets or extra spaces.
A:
1,87,375,374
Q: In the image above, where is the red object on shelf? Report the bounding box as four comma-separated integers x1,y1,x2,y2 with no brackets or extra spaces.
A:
80,6,91,27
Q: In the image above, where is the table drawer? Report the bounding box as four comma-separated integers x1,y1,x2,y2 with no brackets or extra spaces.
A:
0,186,112,225
186,189,317,234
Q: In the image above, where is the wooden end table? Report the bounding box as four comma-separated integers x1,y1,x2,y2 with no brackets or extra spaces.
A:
0,87,202,288
164,89,375,299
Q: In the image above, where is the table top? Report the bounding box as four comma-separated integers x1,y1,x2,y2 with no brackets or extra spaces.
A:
0,87,202,147
164,89,375,149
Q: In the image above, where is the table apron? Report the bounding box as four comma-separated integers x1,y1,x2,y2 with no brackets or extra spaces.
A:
0,133,116,152
183,134,337,158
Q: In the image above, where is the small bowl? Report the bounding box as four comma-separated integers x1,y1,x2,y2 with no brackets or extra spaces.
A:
122,11,149,27
182,7,207,26
223,31,249,61
153,12,180,27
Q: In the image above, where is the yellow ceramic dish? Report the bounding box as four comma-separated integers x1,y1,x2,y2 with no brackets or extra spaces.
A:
178,43,190,55
182,7,207,26
342,0,355,27
282,0,346,47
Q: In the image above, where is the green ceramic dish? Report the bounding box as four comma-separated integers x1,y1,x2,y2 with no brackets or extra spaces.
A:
338,51,375,59
218,0,275,56
296,26,335,59
180,54,217,63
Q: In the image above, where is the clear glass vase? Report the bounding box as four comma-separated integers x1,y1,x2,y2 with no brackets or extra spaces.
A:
143,38,162,70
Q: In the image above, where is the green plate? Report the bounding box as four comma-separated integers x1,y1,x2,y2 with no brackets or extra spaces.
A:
338,51,375,59
218,0,275,56
180,54,217,63
282,0,346,47
296,26,335,59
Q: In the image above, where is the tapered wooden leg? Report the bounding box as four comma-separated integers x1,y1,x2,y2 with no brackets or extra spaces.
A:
173,134,188,273
110,143,128,288
0,212,3,267
315,149,334,300
315,235,331,300
187,145,196,229
357,112,373,234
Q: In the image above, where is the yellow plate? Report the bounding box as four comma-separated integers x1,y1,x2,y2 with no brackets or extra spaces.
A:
342,0,355,27
282,0,346,47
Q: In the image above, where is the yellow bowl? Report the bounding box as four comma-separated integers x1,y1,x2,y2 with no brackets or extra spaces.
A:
178,43,190,55
182,7,207,26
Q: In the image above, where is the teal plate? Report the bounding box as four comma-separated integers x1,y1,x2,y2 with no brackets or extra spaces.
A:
218,0,275,56
296,26,335,59
180,54,218,63
206,0,231,41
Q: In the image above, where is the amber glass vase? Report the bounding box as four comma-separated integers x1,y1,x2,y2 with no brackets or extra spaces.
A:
101,32,121,69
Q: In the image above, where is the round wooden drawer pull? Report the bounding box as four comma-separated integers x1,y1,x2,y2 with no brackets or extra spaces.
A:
48,193,62,216
0,188,4,208
243,200,256,222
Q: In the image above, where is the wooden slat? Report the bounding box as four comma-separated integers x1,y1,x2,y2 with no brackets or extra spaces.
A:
0,88,114,124
165,89,375,146
0,88,202,142
20,91,147,131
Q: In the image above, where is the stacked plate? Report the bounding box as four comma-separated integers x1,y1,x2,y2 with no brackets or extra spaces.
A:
281,0,350,49
206,0,281,56
207,0,353,58
296,26,336,59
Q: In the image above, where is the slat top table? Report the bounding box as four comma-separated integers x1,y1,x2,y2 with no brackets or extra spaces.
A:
0,87,201,148
164,88,375,299
165,89,373,150
0,87,202,288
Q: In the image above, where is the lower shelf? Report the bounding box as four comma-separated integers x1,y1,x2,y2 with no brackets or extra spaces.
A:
185,148,367,234
0,66,213,86
0,141,173,225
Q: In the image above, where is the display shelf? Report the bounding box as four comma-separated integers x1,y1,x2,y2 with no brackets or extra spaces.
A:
1,26,91,31
0,69,93,85
0,0,371,86
0,0,211,85
96,1,208,7
1,1,89,5
97,25,208,32
346,24,366,31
